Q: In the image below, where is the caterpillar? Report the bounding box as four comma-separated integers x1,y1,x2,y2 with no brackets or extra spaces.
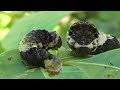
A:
67,21,120,56
19,29,62,76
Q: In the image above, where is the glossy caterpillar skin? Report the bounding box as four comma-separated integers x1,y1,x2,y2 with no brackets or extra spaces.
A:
67,21,120,56
19,30,62,76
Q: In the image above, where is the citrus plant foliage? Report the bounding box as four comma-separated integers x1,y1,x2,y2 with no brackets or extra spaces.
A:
1,11,120,79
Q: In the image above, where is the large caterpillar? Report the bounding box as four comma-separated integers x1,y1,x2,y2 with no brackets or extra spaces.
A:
67,21,120,56
19,29,62,76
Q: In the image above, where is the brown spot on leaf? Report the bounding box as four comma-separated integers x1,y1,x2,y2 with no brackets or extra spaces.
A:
107,74,116,79
7,56,13,61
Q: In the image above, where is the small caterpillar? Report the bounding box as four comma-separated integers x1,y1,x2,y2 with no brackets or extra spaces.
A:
67,21,120,56
19,29,62,76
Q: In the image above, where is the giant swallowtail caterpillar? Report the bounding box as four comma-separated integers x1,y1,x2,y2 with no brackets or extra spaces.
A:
19,30,62,76
67,21,120,56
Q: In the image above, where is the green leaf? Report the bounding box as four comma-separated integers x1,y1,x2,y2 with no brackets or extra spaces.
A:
0,42,5,54
50,66,88,79
65,62,120,79
81,49,120,68
57,48,120,79
0,49,45,79
2,11,72,50
1,48,120,79
57,47,90,64
0,48,88,79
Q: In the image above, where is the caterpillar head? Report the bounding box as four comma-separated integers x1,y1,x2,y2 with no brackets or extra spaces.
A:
67,21,99,56
68,21,99,45
48,31,62,50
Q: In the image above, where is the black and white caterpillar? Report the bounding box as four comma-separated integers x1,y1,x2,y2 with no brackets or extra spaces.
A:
67,21,120,56
19,29,62,76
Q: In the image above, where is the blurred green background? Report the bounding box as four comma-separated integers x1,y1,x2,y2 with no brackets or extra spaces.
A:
1,11,120,54
0,11,36,53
